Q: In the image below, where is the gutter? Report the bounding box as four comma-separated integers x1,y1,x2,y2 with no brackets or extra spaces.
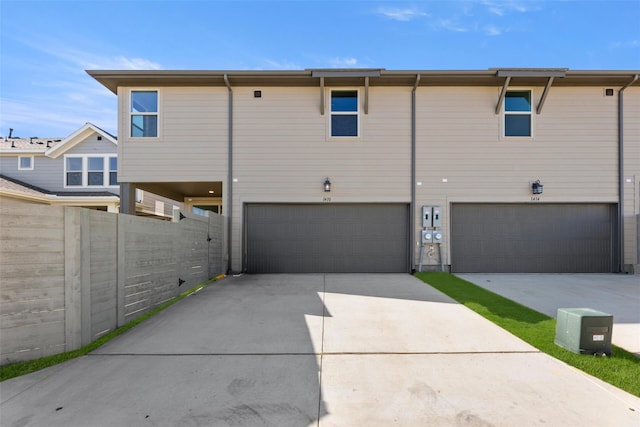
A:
617,74,639,273
411,74,421,272
224,74,234,274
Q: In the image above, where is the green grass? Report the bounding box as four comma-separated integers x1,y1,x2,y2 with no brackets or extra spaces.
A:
0,278,217,382
414,272,640,397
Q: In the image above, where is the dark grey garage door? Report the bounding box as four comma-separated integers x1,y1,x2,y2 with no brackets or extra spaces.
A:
451,203,616,273
246,204,409,273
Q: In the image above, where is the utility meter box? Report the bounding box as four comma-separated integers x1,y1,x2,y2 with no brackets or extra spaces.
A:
555,308,613,355
422,205,442,227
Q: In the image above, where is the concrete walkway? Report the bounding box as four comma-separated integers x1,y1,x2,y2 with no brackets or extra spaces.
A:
1,274,639,426
458,273,640,356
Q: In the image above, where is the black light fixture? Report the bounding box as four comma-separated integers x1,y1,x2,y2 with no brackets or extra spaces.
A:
531,180,543,195
323,177,331,192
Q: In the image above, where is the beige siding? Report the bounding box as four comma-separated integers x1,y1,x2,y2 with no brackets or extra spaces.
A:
136,190,181,219
416,86,618,201
416,86,625,267
118,87,229,183
114,82,638,271
229,86,413,270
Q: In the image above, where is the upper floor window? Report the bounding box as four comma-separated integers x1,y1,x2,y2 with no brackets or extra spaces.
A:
65,155,118,188
331,90,359,137
504,91,531,137
130,90,158,138
18,156,34,170
109,157,118,186
88,157,105,185
66,157,83,186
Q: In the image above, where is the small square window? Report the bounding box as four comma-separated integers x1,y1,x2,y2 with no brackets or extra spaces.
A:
66,157,83,186
109,157,118,186
88,157,104,186
330,90,359,137
131,90,158,138
504,90,532,137
18,156,34,170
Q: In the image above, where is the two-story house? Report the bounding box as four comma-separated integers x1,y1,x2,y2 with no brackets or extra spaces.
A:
87,68,640,274
0,122,182,219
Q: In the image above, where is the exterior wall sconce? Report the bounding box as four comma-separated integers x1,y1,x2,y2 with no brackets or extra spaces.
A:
323,178,332,192
531,180,543,195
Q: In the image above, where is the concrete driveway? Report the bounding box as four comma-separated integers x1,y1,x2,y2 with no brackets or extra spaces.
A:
1,274,639,426
457,273,640,356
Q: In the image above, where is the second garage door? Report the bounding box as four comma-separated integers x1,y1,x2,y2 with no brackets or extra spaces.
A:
451,203,616,273
246,204,409,273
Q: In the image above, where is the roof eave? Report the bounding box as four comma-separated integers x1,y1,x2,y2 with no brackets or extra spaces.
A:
87,68,640,92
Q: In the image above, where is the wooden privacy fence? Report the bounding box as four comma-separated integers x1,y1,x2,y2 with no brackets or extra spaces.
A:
0,204,225,365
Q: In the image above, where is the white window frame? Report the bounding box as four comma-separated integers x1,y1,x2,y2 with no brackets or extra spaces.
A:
327,88,360,141
129,89,160,139
18,156,34,170
502,88,534,140
108,157,118,186
64,155,118,188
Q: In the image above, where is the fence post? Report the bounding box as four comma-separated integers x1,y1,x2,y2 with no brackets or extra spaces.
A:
80,209,92,346
64,207,82,351
116,214,126,327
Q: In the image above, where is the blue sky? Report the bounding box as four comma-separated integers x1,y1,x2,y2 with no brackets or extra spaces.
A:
1,0,639,138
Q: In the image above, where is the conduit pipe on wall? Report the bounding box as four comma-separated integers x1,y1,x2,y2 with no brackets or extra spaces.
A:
224,74,234,274
411,74,421,272
618,74,639,273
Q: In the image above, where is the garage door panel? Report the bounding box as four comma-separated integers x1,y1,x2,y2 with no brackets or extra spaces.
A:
451,204,614,273
246,204,408,273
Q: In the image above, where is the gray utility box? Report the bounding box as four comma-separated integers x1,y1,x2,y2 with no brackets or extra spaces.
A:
555,308,613,355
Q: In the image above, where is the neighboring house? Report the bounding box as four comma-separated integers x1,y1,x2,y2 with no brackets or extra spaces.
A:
88,68,640,274
0,122,181,218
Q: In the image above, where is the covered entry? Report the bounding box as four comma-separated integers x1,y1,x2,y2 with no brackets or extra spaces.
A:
245,203,409,273
451,203,616,273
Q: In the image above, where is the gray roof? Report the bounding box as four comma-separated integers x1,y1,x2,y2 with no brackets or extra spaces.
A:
0,137,64,151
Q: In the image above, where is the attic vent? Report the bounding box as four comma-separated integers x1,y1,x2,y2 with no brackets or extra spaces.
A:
605,88,614,96
97,136,102,141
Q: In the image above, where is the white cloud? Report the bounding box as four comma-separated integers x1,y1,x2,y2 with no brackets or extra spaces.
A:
13,34,162,71
262,59,303,70
328,57,360,68
0,98,116,138
67,53,162,71
437,19,469,33
610,39,640,49
484,25,503,36
481,0,535,16
376,7,428,21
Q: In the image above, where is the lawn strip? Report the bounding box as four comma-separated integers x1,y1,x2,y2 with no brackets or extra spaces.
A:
414,272,640,397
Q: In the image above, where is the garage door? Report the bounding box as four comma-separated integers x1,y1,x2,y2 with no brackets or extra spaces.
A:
451,204,615,273
246,204,409,273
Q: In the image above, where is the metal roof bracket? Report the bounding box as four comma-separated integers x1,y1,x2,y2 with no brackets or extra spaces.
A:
320,77,325,115
536,76,555,114
364,76,369,115
495,76,511,114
